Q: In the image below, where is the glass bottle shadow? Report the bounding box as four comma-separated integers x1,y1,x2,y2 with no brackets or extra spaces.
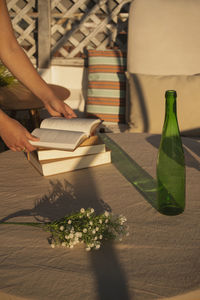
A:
100,134,158,210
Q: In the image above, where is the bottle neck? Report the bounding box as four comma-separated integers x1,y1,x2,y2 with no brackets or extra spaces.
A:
165,91,177,119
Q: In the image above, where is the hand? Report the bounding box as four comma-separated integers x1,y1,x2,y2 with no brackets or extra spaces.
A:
0,116,39,152
44,97,77,119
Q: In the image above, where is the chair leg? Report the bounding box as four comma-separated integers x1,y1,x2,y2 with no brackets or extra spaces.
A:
29,109,41,128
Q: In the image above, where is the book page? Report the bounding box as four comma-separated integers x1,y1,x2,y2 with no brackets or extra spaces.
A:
30,128,87,150
40,117,101,137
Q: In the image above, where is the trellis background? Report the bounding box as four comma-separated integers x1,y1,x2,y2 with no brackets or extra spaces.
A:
6,0,131,68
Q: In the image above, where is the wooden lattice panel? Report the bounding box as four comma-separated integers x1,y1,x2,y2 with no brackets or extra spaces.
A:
6,0,38,64
6,0,130,66
51,0,131,59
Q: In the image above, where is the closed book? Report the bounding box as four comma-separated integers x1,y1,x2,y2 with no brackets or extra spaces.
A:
27,149,111,176
37,136,106,161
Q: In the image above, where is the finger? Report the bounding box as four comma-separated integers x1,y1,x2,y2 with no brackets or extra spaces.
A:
62,105,77,119
9,146,17,152
16,146,23,152
25,131,40,141
23,140,37,152
64,104,77,118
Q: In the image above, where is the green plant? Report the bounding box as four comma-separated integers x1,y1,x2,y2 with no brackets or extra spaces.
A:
0,62,16,87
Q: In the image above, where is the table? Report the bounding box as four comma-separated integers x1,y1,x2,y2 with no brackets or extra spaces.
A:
0,133,199,300
0,83,70,127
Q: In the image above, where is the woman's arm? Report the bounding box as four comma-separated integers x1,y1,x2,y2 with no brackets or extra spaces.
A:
0,0,76,119
0,0,76,151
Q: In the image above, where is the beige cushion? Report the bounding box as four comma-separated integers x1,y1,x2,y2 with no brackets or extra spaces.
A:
128,0,200,75
126,73,200,135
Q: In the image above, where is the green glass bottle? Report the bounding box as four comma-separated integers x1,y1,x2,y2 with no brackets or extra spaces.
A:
156,90,185,215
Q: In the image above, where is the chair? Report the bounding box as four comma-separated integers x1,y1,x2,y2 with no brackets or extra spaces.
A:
0,82,70,128
126,0,200,136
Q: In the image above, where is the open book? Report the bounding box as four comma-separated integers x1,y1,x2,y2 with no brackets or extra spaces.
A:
29,117,101,151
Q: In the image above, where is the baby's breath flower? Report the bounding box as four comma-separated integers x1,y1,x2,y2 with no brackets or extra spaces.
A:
44,208,128,251
69,233,74,239
104,211,109,217
75,232,82,238
119,215,127,225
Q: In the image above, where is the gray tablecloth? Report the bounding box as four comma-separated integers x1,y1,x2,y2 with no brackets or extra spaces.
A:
0,133,199,300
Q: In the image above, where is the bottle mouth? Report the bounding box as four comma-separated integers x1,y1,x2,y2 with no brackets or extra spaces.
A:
165,90,177,97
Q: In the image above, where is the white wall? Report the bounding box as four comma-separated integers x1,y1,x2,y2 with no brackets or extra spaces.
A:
38,66,86,114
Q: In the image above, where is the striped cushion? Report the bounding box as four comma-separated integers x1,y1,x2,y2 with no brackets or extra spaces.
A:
86,49,126,123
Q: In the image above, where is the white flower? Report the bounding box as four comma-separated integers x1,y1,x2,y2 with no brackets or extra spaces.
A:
68,233,74,239
51,243,55,248
119,215,127,224
80,208,85,213
83,228,87,233
95,244,100,250
75,232,82,238
68,220,72,224
99,219,103,224
59,225,64,231
95,227,99,231
92,229,96,234
61,242,66,247
70,227,75,232
86,247,91,251
87,213,90,217
90,208,94,213
94,236,98,240
99,234,103,240
104,211,109,217
69,245,74,248
65,235,69,239
89,221,93,226
105,219,109,223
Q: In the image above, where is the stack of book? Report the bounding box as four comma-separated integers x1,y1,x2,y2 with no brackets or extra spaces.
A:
27,117,111,176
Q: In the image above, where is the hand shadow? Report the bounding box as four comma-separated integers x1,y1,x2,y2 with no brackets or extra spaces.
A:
0,179,112,223
0,174,131,300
